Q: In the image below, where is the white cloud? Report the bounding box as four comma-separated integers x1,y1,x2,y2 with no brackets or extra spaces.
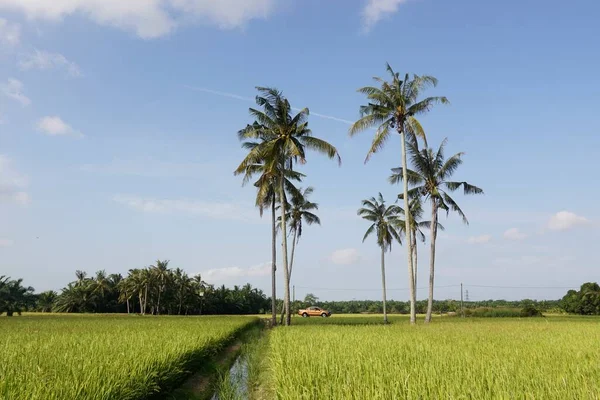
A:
467,234,492,244
362,0,410,32
36,116,83,137
504,228,528,241
19,49,82,77
113,194,258,222
0,238,14,247
202,262,271,281
1,78,31,106
0,155,30,205
329,248,360,265
0,17,20,46
547,211,589,231
0,0,277,39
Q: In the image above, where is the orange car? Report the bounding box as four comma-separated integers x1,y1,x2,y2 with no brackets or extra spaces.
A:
298,306,331,318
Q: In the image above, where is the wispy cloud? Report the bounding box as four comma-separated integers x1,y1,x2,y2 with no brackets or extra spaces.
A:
19,49,82,77
36,116,83,138
113,194,259,222
329,248,361,265
0,17,20,47
547,211,589,232
362,0,411,33
467,234,492,244
1,78,31,106
504,228,528,241
185,85,353,125
202,262,271,282
0,0,277,39
0,155,30,205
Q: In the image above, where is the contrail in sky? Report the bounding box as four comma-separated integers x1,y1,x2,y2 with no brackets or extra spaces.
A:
185,85,353,125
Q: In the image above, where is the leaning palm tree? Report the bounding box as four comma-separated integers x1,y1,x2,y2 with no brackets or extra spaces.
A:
349,63,448,324
235,87,340,326
277,186,321,324
390,138,483,323
236,154,304,326
358,193,403,323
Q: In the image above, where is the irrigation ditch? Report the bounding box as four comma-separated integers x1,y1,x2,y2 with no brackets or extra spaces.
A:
166,318,271,400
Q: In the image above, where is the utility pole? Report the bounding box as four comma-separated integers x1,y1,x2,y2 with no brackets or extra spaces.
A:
460,283,464,318
465,290,470,302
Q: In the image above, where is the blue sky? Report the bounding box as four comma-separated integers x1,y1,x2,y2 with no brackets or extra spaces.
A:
0,0,598,301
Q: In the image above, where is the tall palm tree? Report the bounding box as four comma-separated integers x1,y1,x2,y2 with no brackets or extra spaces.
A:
278,186,321,324
236,155,304,326
152,260,170,315
235,87,340,326
350,64,448,324
390,138,483,323
358,193,403,323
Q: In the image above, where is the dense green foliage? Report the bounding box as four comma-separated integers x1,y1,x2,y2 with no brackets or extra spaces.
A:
283,298,562,315
268,316,600,399
561,282,600,315
0,276,35,316
1,263,269,316
0,315,257,400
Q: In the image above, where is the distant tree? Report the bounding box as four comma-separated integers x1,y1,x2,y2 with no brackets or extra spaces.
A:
278,186,321,324
36,291,57,312
304,293,319,305
561,283,600,315
0,276,35,316
358,193,403,323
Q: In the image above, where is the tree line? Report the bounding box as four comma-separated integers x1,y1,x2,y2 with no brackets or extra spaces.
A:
0,260,270,316
1,274,597,316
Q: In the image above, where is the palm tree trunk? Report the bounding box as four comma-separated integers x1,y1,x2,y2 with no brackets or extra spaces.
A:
412,232,418,294
271,199,277,327
138,293,143,315
400,129,416,324
381,246,388,324
126,297,130,314
157,289,161,316
143,284,148,315
280,168,291,326
425,201,439,323
280,227,297,325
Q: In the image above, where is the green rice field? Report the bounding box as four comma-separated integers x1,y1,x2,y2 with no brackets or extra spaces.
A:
0,315,257,400
268,316,600,399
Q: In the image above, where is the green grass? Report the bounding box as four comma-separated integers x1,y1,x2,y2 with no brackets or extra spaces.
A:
268,316,600,399
0,314,258,400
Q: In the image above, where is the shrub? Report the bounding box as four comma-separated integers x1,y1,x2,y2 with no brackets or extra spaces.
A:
520,304,543,317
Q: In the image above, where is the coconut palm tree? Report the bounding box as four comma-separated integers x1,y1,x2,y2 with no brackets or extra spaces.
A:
390,138,483,323
235,87,340,326
152,260,170,315
236,154,304,326
358,193,403,323
349,64,447,324
277,186,321,324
